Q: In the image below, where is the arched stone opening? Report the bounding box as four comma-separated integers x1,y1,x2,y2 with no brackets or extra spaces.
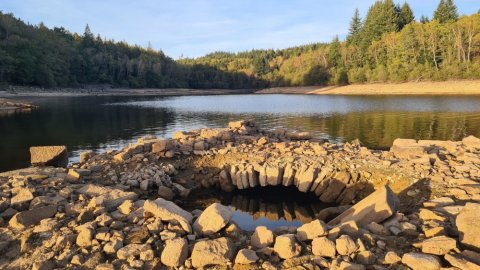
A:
218,161,371,206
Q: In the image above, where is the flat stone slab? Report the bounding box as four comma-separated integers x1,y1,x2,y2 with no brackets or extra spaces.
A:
9,205,57,229
30,146,68,167
328,185,399,227
144,198,193,233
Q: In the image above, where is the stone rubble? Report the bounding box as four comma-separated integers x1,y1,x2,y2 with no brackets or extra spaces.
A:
0,120,479,269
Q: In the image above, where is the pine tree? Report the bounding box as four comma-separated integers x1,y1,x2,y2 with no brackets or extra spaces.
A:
347,8,363,45
83,24,93,39
398,2,415,29
328,36,342,67
433,0,459,23
82,24,94,47
361,0,399,46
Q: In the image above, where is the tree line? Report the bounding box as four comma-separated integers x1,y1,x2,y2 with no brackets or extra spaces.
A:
1,0,480,89
183,0,480,86
0,14,262,89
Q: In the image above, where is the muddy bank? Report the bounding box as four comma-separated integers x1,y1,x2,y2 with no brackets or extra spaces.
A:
0,121,479,269
0,85,254,98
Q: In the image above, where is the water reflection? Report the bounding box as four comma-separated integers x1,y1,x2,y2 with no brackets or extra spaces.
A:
2,94,480,172
181,186,332,231
0,107,35,117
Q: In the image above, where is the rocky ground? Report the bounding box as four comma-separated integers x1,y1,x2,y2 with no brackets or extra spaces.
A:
0,120,479,270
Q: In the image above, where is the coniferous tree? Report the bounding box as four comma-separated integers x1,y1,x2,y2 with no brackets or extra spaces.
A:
347,9,363,45
328,36,342,67
433,0,459,23
398,2,415,29
361,0,399,47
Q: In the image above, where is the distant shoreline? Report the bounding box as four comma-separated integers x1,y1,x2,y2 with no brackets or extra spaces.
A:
256,80,480,95
2,80,480,99
0,87,254,98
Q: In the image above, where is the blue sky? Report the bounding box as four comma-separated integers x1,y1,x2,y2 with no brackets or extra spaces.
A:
1,0,478,59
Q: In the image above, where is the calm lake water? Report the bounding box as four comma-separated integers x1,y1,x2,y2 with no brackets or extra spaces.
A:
2,94,480,173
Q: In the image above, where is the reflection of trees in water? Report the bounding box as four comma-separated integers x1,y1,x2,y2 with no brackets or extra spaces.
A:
227,194,327,224
0,96,177,171
181,186,332,224
176,111,480,149
0,108,34,117
216,186,333,224
3,95,480,171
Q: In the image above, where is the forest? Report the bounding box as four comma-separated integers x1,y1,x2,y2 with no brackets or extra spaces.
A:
1,0,480,89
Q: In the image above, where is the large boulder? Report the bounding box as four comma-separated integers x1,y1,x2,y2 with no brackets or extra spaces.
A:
235,249,259,264
401,252,441,270
456,203,480,251
30,146,68,167
328,185,399,227
10,188,34,208
273,234,301,259
161,238,188,267
152,139,174,153
296,219,328,241
251,226,274,249
193,203,233,235
462,135,480,150
390,139,425,159
9,205,57,229
191,237,235,268
144,198,193,233
77,184,138,210
335,235,358,256
312,237,336,258
200,128,232,141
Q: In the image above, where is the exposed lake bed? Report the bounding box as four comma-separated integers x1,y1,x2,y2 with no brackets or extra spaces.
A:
1,93,480,269
0,119,479,269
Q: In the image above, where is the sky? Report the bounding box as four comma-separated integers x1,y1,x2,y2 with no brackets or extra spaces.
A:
1,0,479,59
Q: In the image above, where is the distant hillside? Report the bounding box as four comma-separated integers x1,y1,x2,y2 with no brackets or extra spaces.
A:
0,12,262,89
1,0,479,90
182,0,480,87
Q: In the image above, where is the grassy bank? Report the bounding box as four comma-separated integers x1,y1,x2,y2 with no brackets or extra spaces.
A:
257,80,480,95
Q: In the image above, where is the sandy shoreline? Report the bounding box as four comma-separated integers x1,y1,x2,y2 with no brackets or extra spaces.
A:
257,80,480,95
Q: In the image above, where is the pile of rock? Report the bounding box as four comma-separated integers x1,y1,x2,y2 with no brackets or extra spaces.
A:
0,120,479,269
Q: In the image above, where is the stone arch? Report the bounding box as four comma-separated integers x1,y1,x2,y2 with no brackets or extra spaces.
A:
218,161,369,206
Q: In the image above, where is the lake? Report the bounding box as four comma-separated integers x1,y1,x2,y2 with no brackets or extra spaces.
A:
2,94,480,173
